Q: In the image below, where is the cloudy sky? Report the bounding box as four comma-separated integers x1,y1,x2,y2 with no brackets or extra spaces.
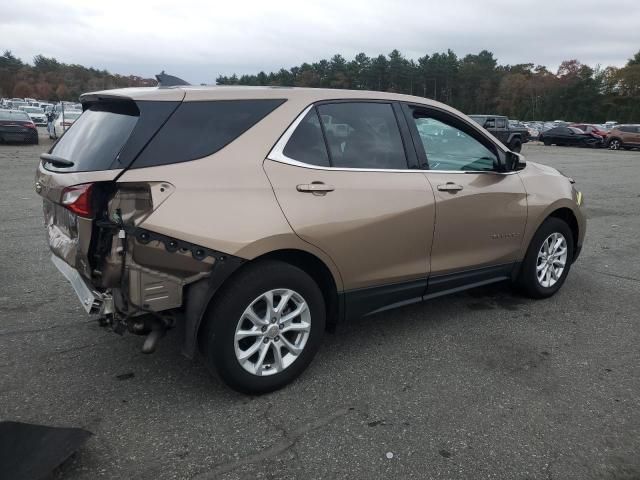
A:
2,0,639,84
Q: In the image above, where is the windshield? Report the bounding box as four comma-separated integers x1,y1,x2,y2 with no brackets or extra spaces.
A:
24,107,43,114
469,116,487,125
61,111,82,120
0,110,30,121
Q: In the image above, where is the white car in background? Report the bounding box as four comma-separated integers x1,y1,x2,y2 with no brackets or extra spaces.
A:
21,106,47,126
50,110,82,139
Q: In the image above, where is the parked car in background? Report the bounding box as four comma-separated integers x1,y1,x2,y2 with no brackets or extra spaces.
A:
50,110,82,139
539,126,602,147
570,123,609,139
468,114,529,152
35,86,585,393
11,100,29,110
604,121,618,130
0,109,38,144
606,125,640,150
21,106,47,126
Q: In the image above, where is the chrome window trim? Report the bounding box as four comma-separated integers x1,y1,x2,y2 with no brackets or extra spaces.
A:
266,104,519,176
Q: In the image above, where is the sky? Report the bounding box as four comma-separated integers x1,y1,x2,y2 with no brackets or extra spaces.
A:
2,0,639,84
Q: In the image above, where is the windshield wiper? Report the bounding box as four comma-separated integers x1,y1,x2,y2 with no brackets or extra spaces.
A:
40,153,74,168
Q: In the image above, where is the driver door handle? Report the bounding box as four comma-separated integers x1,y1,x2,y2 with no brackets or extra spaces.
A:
296,183,335,194
437,182,464,192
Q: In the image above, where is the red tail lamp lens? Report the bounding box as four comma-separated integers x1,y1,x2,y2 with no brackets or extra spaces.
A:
61,183,94,217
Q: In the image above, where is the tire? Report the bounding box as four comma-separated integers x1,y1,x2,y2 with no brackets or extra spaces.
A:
516,217,574,299
509,138,522,153
543,139,551,146
608,138,621,150
200,260,326,394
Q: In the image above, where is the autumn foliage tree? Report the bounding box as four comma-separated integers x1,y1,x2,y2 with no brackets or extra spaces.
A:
0,50,156,102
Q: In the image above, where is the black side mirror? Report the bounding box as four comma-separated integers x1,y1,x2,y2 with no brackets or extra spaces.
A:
506,151,526,171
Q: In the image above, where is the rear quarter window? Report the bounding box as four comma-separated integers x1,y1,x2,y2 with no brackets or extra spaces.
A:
131,99,286,169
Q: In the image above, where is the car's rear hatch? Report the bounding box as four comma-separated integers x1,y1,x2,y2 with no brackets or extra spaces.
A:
36,88,185,281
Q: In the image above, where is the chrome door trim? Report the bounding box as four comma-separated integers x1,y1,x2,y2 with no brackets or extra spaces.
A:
266,105,520,176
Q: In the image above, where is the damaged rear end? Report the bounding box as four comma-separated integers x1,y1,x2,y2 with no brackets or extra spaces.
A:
35,89,219,352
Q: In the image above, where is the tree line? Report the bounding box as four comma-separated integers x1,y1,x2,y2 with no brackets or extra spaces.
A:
217,49,640,123
2,49,639,123
0,51,156,102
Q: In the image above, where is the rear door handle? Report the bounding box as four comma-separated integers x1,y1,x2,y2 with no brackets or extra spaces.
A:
437,182,464,192
296,183,335,194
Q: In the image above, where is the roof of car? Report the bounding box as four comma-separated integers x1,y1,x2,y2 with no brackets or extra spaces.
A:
79,85,452,111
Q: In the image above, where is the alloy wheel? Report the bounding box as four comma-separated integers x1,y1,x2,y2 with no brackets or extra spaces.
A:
234,289,311,376
536,232,568,288
609,139,620,150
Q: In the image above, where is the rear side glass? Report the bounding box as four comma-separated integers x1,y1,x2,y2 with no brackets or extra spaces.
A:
316,102,407,169
48,102,139,172
132,99,286,168
495,118,507,128
282,109,330,167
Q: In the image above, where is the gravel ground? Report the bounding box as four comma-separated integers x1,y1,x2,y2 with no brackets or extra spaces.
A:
1,135,639,480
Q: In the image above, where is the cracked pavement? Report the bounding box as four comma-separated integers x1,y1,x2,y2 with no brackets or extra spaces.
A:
1,136,639,479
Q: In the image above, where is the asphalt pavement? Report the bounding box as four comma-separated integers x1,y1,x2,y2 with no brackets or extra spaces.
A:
0,135,639,479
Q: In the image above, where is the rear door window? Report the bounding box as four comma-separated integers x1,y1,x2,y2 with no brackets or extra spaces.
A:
282,109,330,167
132,99,286,169
316,102,407,169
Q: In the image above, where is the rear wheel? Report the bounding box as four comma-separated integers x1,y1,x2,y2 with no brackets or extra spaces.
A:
517,217,574,299
608,138,621,150
200,260,326,394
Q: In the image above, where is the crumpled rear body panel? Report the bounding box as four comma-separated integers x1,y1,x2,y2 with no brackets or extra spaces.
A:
43,199,93,278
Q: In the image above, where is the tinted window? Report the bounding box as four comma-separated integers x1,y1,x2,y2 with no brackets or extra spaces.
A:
47,102,139,172
283,109,330,167
569,127,584,134
412,115,497,172
133,99,285,169
316,102,407,169
495,118,507,128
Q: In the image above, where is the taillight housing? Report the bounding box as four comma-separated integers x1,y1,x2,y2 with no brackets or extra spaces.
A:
61,183,94,217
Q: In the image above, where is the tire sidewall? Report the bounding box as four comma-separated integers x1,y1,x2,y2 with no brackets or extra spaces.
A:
519,218,574,298
203,261,326,394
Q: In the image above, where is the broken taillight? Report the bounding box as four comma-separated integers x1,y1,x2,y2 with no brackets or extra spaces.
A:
61,183,94,217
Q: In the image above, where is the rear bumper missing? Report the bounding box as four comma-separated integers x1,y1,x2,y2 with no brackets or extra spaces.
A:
51,254,113,315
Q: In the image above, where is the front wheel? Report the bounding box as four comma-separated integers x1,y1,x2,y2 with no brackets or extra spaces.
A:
200,260,326,394
516,217,574,299
509,138,522,153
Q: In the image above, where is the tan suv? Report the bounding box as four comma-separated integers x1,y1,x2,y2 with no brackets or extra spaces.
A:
606,124,640,150
35,87,586,393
